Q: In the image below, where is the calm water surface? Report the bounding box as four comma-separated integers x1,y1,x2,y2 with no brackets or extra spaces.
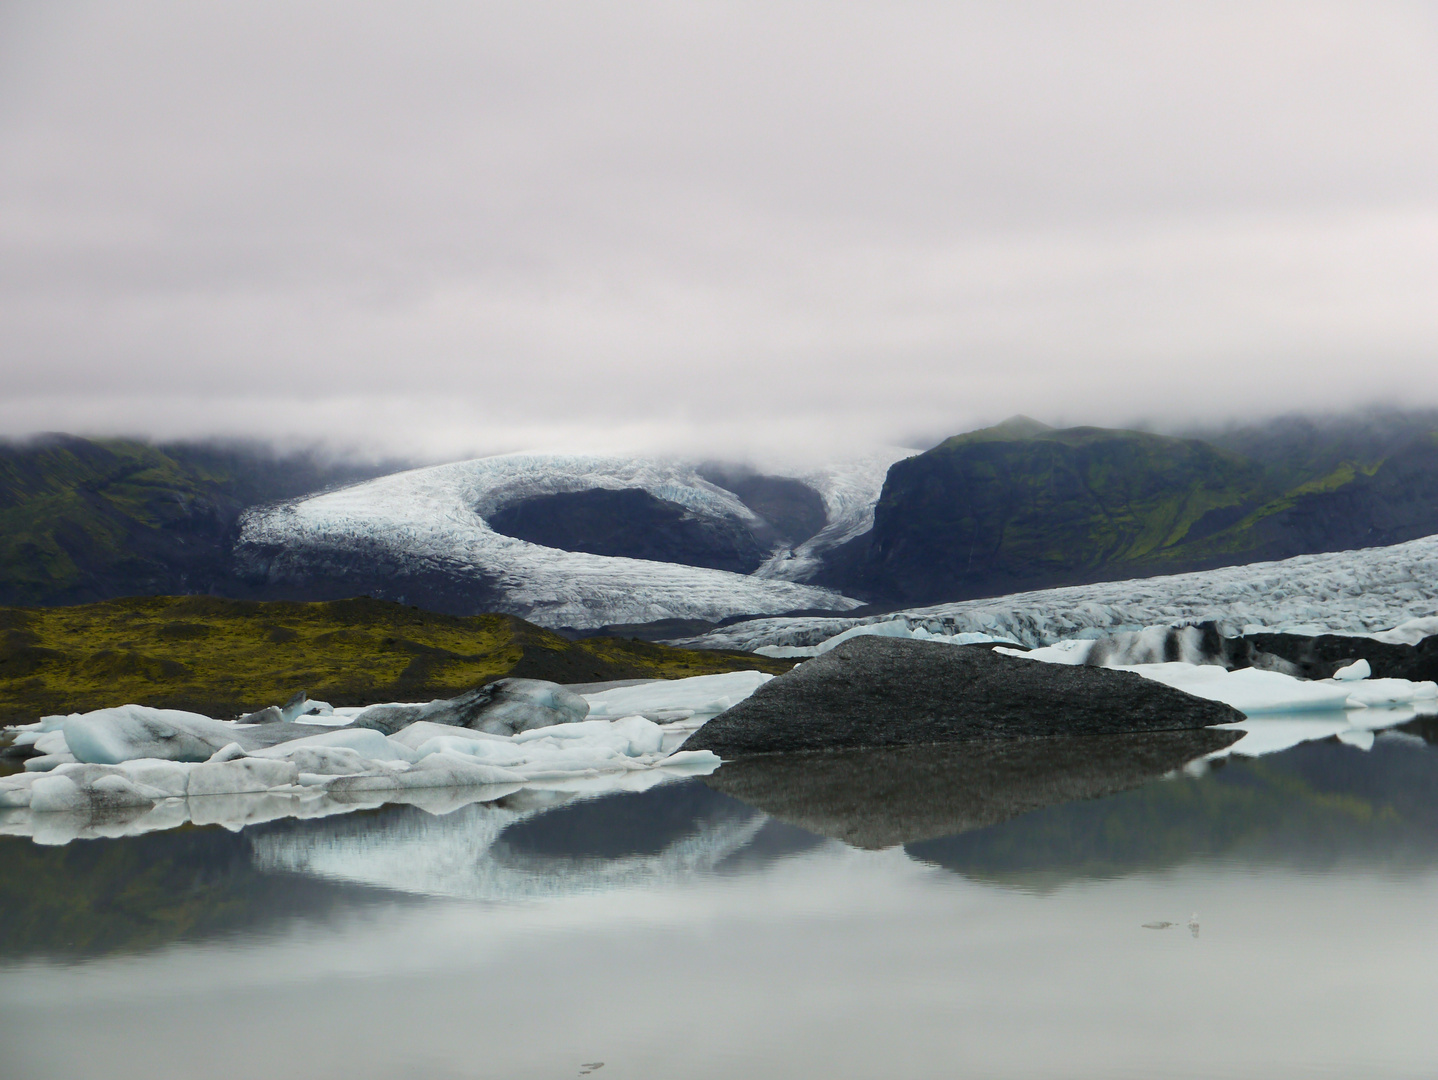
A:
4,724,1438,1079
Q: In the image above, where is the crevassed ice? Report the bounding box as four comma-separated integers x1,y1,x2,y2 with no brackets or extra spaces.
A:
750,446,918,582
682,533,1438,651
235,452,884,628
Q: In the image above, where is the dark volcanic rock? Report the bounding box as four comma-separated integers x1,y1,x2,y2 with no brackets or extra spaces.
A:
683,636,1243,756
702,728,1241,849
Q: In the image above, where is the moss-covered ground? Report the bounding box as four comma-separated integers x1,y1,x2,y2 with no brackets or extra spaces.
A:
0,595,793,723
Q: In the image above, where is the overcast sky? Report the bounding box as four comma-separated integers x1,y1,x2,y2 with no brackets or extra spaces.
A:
2,2,1437,462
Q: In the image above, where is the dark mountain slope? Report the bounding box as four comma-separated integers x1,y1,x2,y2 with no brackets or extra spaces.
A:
0,436,391,606
488,487,769,573
818,417,1438,607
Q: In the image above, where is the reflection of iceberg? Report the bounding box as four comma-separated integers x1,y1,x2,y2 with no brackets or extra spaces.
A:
0,779,794,961
250,783,767,901
702,729,1239,850
1210,702,1438,759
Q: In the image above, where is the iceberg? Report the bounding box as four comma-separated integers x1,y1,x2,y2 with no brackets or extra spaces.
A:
0,670,775,843
582,670,774,721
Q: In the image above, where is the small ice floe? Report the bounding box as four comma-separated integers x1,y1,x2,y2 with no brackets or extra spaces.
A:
0,671,775,844
1000,642,1438,717
582,670,773,725
1142,914,1199,937
1333,659,1372,681
1206,701,1435,759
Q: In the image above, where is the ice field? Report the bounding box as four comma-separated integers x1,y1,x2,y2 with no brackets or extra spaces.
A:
235,450,912,627
687,533,1438,651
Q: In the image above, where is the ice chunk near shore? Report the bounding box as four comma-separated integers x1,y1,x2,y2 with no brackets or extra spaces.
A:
1111,663,1357,715
582,671,773,720
1001,645,1438,714
64,706,244,764
1207,701,1435,759
0,670,760,841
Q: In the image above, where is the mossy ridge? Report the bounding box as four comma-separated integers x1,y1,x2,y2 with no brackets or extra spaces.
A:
0,435,393,606
0,595,792,723
828,417,1438,605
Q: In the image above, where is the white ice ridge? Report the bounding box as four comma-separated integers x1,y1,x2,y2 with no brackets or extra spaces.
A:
0,672,772,844
751,446,918,582
237,452,870,628
678,533,1438,652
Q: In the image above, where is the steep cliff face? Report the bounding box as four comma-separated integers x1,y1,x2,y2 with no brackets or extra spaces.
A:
818,419,1438,607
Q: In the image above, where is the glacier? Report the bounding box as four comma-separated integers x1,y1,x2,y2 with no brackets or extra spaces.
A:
233,451,916,628
749,446,917,581
678,533,1438,652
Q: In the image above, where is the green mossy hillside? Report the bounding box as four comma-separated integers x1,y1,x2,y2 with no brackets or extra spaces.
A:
0,435,389,606
822,418,1438,606
0,595,793,724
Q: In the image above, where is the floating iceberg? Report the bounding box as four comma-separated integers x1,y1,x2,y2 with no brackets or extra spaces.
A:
0,672,781,843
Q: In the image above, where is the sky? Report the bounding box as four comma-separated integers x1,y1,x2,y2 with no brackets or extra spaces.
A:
2,1,1437,463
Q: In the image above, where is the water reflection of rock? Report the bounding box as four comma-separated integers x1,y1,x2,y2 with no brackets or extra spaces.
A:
703,729,1241,850
910,732,1438,887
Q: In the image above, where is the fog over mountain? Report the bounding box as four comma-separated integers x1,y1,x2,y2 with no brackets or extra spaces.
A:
2,3,1437,461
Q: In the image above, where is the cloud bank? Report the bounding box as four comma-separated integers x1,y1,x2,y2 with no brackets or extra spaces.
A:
2,2,1437,460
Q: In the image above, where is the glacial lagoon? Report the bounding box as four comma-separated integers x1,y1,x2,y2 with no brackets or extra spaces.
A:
5,715,1438,1080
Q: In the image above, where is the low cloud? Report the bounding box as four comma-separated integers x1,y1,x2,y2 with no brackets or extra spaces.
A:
3,2,1437,460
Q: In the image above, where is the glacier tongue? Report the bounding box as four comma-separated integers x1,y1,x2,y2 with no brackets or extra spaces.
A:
680,533,1438,651
235,452,871,628
750,446,918,582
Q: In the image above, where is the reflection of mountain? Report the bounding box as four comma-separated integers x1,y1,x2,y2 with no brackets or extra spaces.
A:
0,818,410,961
703,729,1240,849
0,780,809,961
908,733,1438,888
251,782,777,900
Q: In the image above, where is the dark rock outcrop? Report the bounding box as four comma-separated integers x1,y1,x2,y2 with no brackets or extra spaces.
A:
703,728,1241,849
683,636,1243,757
